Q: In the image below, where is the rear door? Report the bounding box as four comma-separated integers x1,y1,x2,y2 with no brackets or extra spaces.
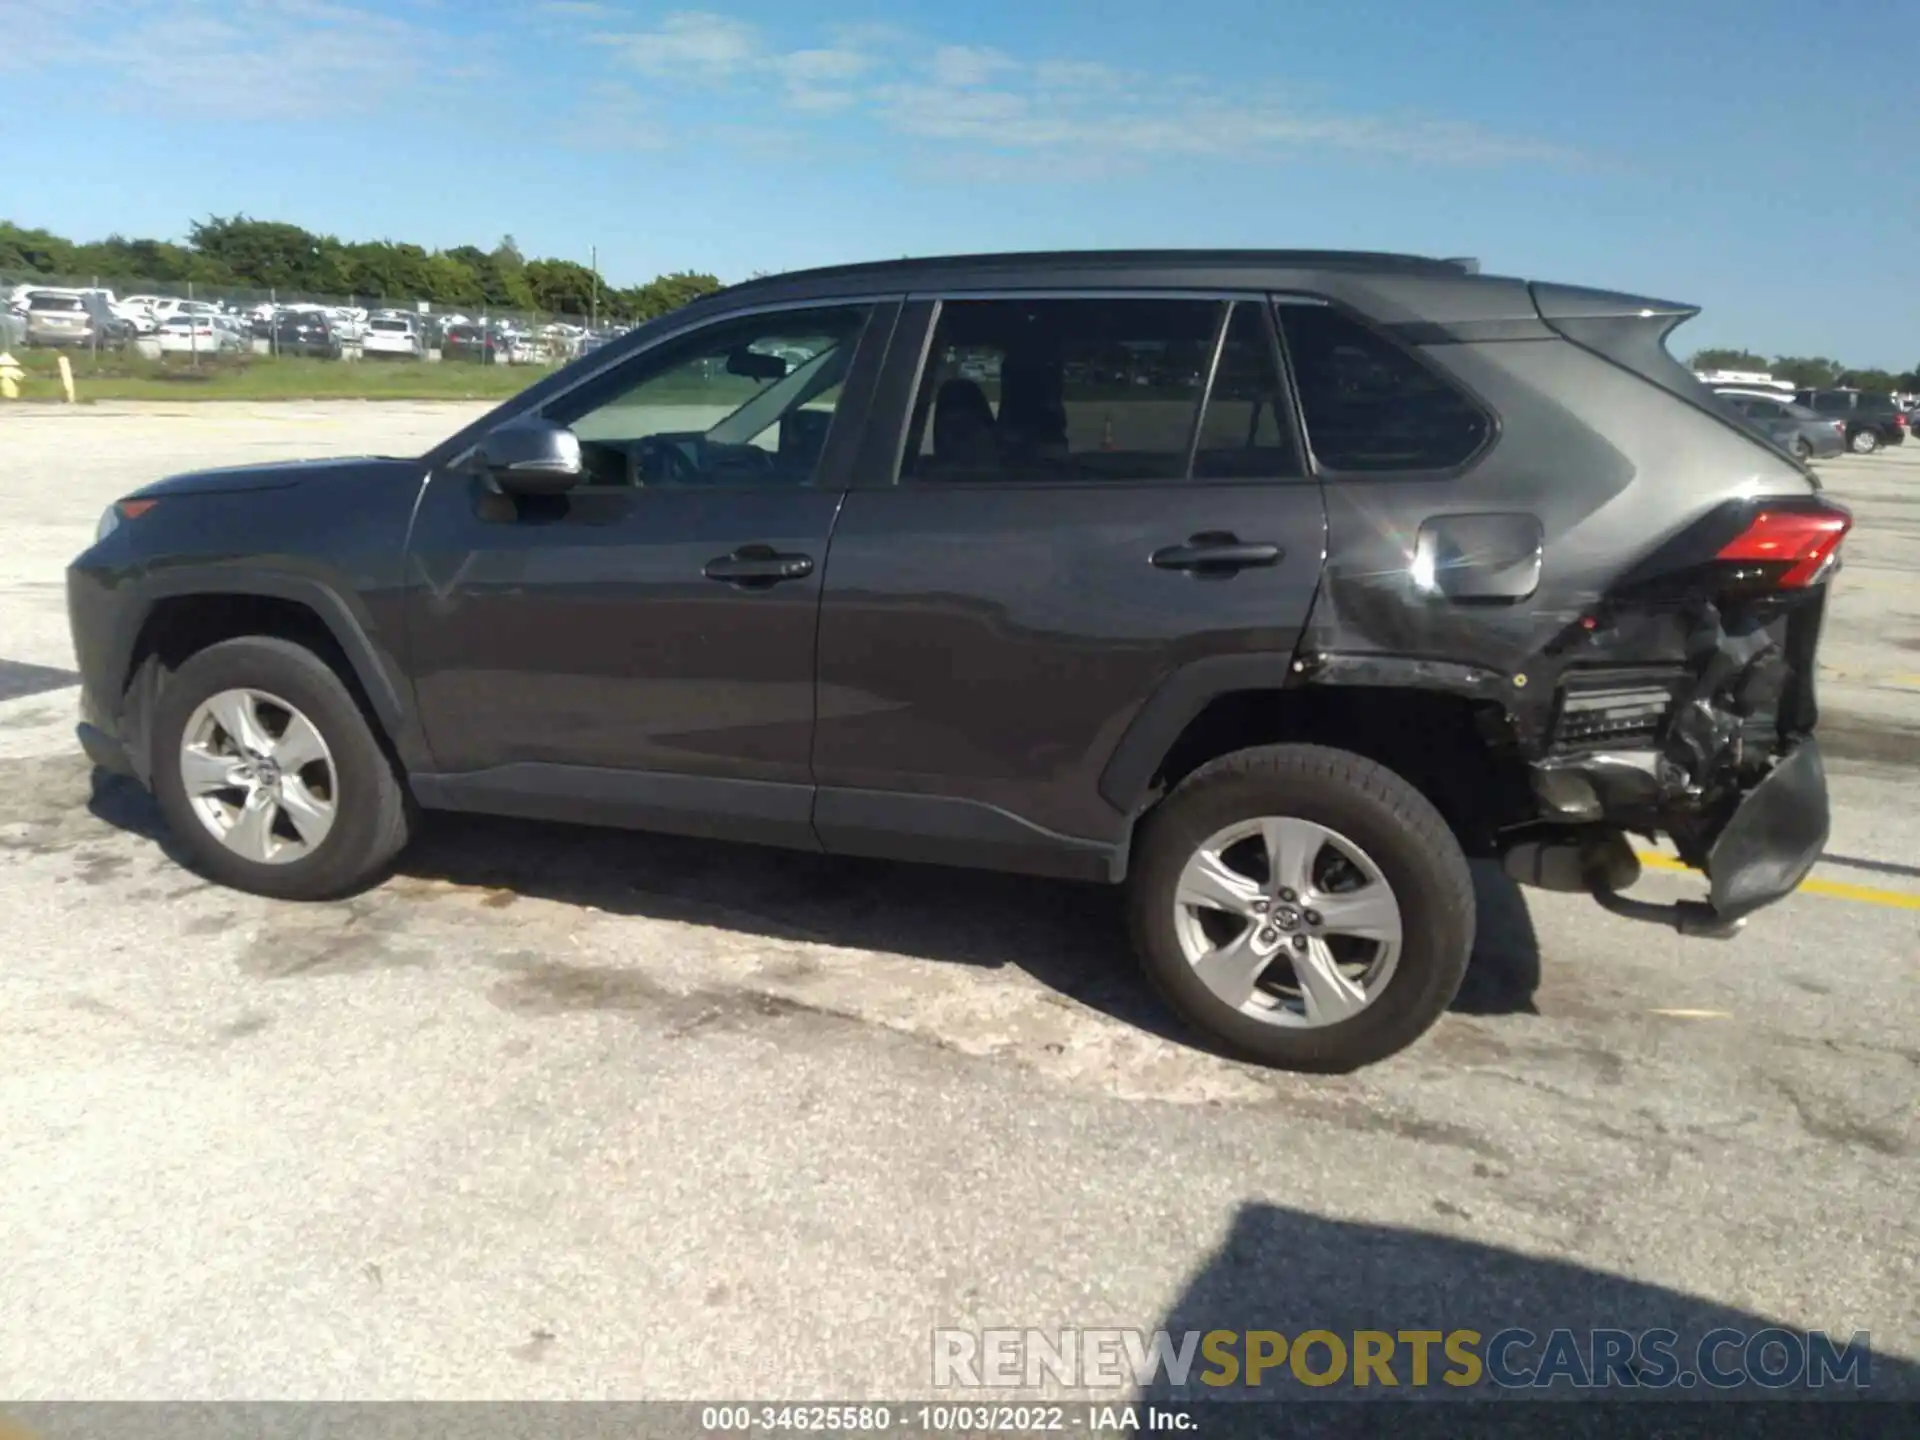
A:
810,293,1327,876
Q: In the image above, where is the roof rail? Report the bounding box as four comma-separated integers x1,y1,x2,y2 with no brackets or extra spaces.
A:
719,249,1484,294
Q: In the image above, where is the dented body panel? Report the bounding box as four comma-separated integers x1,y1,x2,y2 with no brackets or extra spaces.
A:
1286,285,1836,927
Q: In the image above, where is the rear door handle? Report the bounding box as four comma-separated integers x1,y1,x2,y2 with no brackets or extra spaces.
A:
703,545,815,587
1151,533,1283,573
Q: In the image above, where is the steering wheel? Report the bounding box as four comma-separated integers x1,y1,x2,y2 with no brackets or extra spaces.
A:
636,435,702,486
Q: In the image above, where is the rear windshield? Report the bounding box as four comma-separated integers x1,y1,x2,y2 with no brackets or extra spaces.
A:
371,319,409,332
29,295,84,311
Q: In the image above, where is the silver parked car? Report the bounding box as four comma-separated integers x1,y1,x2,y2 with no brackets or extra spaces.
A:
1715,389,1847,462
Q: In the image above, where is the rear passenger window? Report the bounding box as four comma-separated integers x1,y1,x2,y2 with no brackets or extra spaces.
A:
1277,302,1491,471
1192,302,1303,480
901,297,1217,484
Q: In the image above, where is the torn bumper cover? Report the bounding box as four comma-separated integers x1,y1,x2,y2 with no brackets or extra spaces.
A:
1701,737,1828,922
1515,738,1829,937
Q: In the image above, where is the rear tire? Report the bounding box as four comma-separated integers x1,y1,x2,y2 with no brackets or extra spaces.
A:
150,636,414,900
1792,437,1813,462
1850,427,1880,454
1127,744,1475,1072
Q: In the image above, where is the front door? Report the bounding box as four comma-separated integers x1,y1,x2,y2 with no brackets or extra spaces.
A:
811,294,1327,875
405,299,892,846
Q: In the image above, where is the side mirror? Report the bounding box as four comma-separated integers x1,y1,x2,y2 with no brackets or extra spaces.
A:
477,418,583,495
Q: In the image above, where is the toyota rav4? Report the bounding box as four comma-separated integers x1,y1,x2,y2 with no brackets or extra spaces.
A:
67,250,1848,1071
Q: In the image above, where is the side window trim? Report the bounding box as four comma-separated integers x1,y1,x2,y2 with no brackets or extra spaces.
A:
1268,291,1502,480
1181,301,1236,480
1190,301,1313,487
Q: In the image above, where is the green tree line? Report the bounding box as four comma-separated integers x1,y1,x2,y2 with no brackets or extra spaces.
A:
1,216,721,322
1690,348,1919,394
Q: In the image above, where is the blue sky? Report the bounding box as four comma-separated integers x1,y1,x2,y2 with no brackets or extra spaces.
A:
5,0,1916,365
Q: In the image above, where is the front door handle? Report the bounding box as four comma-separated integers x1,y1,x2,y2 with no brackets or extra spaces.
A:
1151,533,1283,574
703,545,815,588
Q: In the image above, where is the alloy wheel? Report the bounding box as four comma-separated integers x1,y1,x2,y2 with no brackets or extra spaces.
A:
1171,816,1403,1028
179,688,338,865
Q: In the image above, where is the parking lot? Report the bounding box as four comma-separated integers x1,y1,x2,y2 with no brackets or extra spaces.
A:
1,402,1916,1399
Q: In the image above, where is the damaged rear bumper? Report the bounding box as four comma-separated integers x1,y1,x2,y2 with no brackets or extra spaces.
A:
1508,738,1829,935
1699,737,1827,920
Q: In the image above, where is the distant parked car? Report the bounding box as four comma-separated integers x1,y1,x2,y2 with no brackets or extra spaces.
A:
577,328,627,357
24,291,133,349
271,311,343,358
1715,390,1847,462
361,315,422,359
441,323,509,363
505,333,547,365
155,314,234,355
1792,388,1908,453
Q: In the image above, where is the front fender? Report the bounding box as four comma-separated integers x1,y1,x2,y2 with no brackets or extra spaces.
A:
106,566,429,780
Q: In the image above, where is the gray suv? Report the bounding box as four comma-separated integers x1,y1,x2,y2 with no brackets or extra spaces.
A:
66,250,1849,1070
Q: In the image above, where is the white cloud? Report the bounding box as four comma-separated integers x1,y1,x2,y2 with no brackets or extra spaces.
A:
778,48,873,83
0,0,476,116
1031,59,1123,92
925,45,1017,89
598,10,762,80
8,1,1575,169
565,80,673,151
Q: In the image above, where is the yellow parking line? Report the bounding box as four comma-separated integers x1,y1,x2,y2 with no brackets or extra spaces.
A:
1634,851,1920,911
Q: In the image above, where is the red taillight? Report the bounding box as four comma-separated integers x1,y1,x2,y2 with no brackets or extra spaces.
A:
119,499,159,520
1716,507,1851,588
1896,413,1909,429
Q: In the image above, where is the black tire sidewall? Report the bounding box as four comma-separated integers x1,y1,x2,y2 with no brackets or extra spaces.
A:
151,638,399,900
1129,746,1476,1072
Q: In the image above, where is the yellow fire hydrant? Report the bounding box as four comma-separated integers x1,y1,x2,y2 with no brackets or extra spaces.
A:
0,352,22,401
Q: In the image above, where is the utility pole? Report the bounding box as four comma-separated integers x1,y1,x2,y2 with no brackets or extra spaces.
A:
589,244,598,333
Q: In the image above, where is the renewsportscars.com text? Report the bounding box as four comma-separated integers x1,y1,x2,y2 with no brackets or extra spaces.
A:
932,1327,1874,1391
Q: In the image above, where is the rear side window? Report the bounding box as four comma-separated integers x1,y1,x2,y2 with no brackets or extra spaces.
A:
900,297,1216,484
1811,393,1850,414
1276,301,1491,471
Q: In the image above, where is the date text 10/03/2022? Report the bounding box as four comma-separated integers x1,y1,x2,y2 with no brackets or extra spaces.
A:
700,1406,1194,1433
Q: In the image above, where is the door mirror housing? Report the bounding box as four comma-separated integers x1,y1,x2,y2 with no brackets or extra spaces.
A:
477,418,584,494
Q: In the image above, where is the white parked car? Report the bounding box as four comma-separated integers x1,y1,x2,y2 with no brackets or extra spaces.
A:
155,314,234,354
361,316,422,358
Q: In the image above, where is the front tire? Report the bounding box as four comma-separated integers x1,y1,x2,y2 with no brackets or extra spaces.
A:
1127,744,1475,1072
150,637,414,900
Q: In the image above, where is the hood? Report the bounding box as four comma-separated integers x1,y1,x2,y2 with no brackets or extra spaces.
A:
128,456,420,500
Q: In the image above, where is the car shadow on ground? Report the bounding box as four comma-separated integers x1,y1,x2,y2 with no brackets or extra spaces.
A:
87,769,1543,1050
1129,1202,1916,1435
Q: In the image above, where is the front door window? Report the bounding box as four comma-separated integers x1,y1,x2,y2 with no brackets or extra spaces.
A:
546,305,872,489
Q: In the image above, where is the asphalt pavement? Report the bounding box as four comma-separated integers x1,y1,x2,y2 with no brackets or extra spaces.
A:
0,402,1914,1402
